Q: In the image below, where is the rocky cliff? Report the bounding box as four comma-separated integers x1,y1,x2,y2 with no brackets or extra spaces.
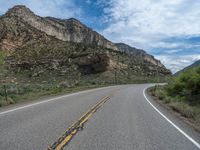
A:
2,5,118,51
115,43,165,68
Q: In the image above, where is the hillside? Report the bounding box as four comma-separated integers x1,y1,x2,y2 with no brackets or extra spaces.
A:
0,5,172,106
115,43,165,68
175,59,200,75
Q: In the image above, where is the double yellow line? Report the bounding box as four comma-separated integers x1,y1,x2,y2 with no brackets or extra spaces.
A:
48,92,114,150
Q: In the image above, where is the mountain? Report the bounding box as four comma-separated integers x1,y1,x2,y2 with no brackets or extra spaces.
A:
174,59,200,75
1,5,118,51
115,43,165,68
0,5,171,86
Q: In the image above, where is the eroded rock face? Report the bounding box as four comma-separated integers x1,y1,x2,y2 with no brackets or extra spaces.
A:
4,5,118,50
115,43,172,75
0,12,51,51
72,53,111,74
115,43,163,67
115,43,171,70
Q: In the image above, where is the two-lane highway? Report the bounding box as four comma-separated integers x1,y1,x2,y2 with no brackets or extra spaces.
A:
0,84,199,150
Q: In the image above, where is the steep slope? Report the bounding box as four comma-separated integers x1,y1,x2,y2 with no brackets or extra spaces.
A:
0,5,171,86
174,59,200,75
1,5,118,51
115,43,165,68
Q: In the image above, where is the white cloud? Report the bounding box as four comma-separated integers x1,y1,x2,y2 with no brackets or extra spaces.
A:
100,0,200,48
102,0,200,36
155,54,200,73
163,49,184,54
100,0,200,71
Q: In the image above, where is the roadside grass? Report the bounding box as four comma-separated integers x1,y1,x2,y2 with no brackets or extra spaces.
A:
0,69,168,108
0,71,168,107
0,83,108,107
149,85,200,127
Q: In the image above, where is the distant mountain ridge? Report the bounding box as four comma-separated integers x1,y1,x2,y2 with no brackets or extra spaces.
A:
175,59,200,75
115,43,164,68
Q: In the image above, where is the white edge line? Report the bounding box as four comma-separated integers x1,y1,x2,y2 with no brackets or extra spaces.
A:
143,87,200,149
0,86,114,116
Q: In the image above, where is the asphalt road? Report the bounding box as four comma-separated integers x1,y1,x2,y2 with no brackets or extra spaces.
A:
0,84,200,150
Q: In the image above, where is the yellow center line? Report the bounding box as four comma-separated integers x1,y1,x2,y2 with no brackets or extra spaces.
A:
48,91,116,150
55,129,77,150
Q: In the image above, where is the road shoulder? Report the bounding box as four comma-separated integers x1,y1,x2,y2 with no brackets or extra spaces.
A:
145,86,200,146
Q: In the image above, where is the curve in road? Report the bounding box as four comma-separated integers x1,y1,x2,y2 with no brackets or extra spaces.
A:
0,84,199,150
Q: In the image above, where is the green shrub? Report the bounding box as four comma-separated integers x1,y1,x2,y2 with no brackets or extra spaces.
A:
166,66,200,104
150,67,200,124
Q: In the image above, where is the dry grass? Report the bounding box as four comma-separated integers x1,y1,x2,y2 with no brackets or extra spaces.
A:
149,85,200,128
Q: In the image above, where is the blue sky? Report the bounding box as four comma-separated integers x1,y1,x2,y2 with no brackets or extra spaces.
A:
0,0,200,73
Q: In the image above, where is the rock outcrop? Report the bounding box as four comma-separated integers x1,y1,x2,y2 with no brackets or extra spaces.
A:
115,43,164,68
115,43,171,75
3,5,118,50
72,53,111,74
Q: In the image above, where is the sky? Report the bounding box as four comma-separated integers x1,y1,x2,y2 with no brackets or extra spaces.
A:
0,0,200,73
